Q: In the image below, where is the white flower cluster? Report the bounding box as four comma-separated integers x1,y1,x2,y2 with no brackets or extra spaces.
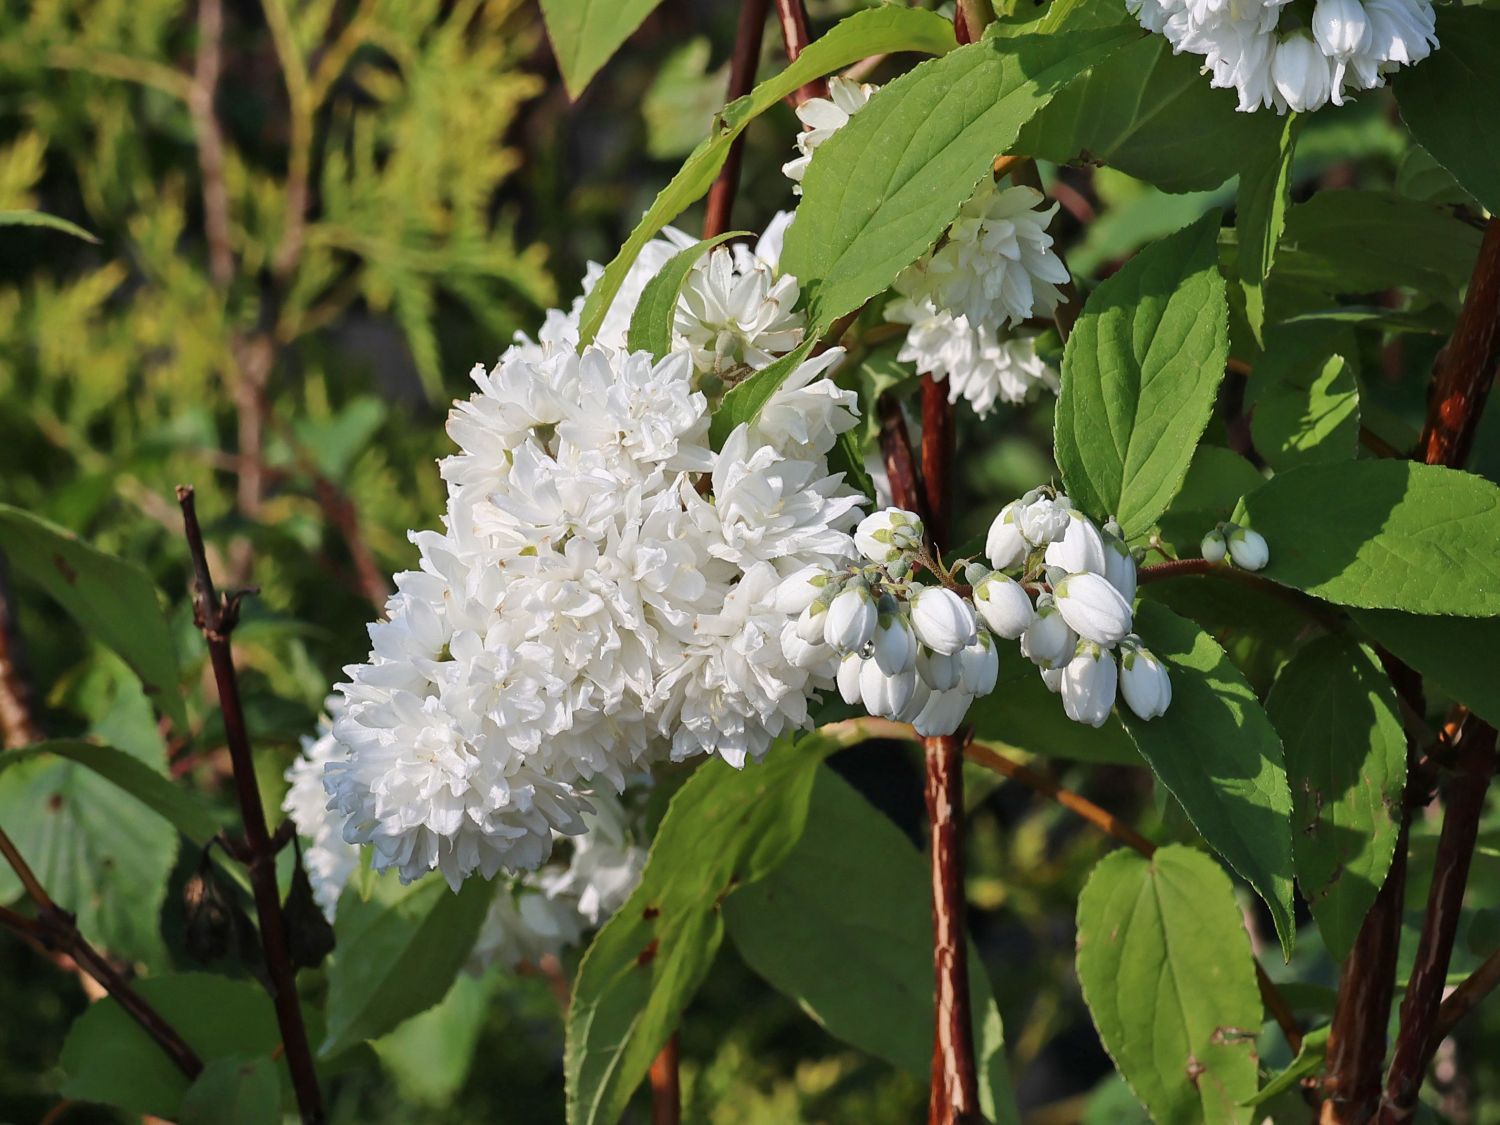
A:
320,220,864,890
1127,0,1438,113
1201,522,1270,570
781,76,877,195
284,709,646,973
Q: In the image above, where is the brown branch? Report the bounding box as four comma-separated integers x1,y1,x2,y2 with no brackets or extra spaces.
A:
919,374,955,548
773,0,826,104
703,0,771,240
0,557,43,749
177,487,325,1124
1433,946,1500,1045
264,0,314,281
189,0,233,291
0,827,204,1081
649,1032,682,1125
878,393,924,517
1418,217,1500,467
963,741,1304,1054
1379,722,1498,1122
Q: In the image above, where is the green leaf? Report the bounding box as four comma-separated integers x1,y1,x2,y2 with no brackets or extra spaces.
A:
708,339,816,449
0,208,98,242
321,872,496,1057
59,973,294,1118
1265,636,1406,960
1243,1024,1329,1107
1018,36,1284,195
1246,323,1359,472
577,7,958,345
828,422,877,503
179,1055,281,1125
1154,445,1265,557
0,750,176,966
1076,846,1262,1125
967,644,1140,765
1054,212,1230,537
625,231,746,358
0,504,186,731
1354,610,1500,730
566,730,852,1125
781,24,1136,331
1122,602,1296,956
1236,112,1300,343
1394,8,1500,216
1237,461,1500,617
373,970,498,1107
724,767,1020,1125
538,0,666,99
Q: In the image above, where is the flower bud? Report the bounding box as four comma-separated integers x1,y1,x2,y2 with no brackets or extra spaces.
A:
837,652,864,705
910,587,977,656
775,565,831,615
796,601,829,644
974,572,1034,639
854,507,924,564
1060,641,1118,728
780,620,830,670
1272,31,1334,113
860,658,917,721
1018,493,1070,547
1053,571,1133,646
1119,637,1172,720
1040,666,1064,694
1313,0,1372,60
1044,512,1107,577
898,679,933,724
1227,526,1269,571
958,630,999,697
913,686,973,737
872,611,917,675
917,645,963,691
1101,521,1137,603
985,502,1027,570
1201,528,1227,564
1020,597,1076,669
825,584,878,652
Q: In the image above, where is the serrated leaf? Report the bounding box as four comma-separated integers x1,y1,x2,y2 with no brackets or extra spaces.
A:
59,973,296,1119
1237,112,1300,342
179,1055,281,1125
0,208,98,242
1265,636,1406,960
1154,445,1265,557
0,751,176,966
1076,846,1262,1125
1247,322,1360,472
782,24,1136,331
321,872,495,1057
1237,461,1500,617
1354,610,1500,730
708,339,816,449
1122,602,1296,956
373,970,498,1107
626,231,746,359
1394,8,1500,216
724,767,1020,1125
566,732,847,1125
1018,36,1284,194
0,504,186,731
539,0,666,99
577,7,958,345
1055,212,1229,537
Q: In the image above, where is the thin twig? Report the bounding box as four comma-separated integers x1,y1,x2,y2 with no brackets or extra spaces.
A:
177,487,325,1124
1433,946,1500,1045
703,0,771,240
263,0,314,281
962,741,1304,1054
0,557,43,748
649,1032,682,1125
773,0,826,104
189,0,233,291
926,734,979,1123
0,828,204,1080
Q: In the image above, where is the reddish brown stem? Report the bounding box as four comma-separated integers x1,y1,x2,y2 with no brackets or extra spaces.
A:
177,487,325,1124
877,394,925,519
925,734,979,1123
1433,946,1500,1045
919,374,955,548
1379,724,1498,1122
1418,217,1500,468
0,829,204,1081
649,1032,682,1125
703,0,771,239
773,0,827,104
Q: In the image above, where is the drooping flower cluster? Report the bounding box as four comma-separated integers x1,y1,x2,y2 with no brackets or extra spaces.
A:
284,709,646,973
1126,0,1438,113
1201,522,1271,570
320,224,864,890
